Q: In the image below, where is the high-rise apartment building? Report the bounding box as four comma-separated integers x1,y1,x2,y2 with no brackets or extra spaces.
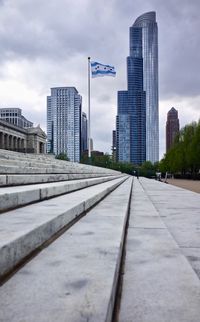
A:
116,12,158,165
166,107,179,152
47,87,82,162
0,108,33,128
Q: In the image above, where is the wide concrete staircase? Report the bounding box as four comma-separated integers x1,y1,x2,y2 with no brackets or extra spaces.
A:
1,150,200,322
0,149,120,186
0,150,132,322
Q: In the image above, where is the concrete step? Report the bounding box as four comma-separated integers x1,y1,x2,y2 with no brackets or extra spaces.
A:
0,173,114,187
0,157,114,172
0,164,73,174
0,175,129,280
118,178,200,322
0,150,120,175
0,157,70,169
0,164,118,175
0,177,132,322
0,175,123,212
0,149,54,160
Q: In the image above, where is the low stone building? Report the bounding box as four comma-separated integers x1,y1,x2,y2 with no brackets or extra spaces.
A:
0,119,46,153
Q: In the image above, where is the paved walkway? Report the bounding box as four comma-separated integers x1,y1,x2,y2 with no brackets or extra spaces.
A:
119,177,200,322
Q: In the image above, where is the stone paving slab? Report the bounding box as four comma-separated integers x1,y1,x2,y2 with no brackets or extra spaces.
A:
0,177,133,322
119,229,200,322
0,175,122,212
119,178,200,322
0,176,128,279
181,248,200,279
139,177,200,253
128,180,165,229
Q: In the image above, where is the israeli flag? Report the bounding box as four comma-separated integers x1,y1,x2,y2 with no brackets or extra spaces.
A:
91,61,116,78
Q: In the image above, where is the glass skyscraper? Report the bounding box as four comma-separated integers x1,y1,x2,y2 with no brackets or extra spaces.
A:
116,11,158,164
47,87,82,162
134,11,159,163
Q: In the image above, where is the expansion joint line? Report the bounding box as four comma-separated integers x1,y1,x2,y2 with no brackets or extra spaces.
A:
112,177,134,322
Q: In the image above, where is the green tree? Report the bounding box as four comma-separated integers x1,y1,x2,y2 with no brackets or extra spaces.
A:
159,120,200,178
140,161,156,178
55,153,69,161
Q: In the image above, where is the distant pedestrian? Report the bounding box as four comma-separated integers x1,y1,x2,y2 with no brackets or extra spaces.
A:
156,172,161,181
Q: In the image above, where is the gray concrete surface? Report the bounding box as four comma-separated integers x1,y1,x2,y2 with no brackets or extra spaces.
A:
0,177,133,322
0,173,114,186
0,149,120,176
1,171,200,322
140,177,200,281
0,175,122,212
0,176,128,278
0,175,6,185
119,178,200,322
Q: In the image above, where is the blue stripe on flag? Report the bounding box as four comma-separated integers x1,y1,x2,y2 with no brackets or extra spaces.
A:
91,61,116,78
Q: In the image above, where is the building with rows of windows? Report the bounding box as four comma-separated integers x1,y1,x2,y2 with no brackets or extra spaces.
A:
47,87,82,162
0,120,46,154
116,12,158,165
0,108,33,128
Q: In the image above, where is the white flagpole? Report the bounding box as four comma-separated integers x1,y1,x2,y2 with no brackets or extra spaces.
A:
88,57,91,159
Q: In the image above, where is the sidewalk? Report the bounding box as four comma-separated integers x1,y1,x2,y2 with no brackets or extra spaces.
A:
119,177,200,322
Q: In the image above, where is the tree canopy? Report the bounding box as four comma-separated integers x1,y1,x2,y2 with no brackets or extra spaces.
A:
159,120,200,178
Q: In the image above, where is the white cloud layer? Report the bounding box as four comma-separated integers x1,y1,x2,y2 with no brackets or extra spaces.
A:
0,0,199,159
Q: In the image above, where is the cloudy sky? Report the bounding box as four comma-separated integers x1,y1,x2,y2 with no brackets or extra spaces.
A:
0,0,199,159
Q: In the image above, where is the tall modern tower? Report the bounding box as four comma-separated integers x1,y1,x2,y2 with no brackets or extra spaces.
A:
47,87,82,162
166,107,179,152
134,12,159,163
116,11,158,165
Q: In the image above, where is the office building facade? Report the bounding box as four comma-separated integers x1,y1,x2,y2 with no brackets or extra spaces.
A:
0,119,46,153
166,107,179,152
116,11,158,165
47,87,82,162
